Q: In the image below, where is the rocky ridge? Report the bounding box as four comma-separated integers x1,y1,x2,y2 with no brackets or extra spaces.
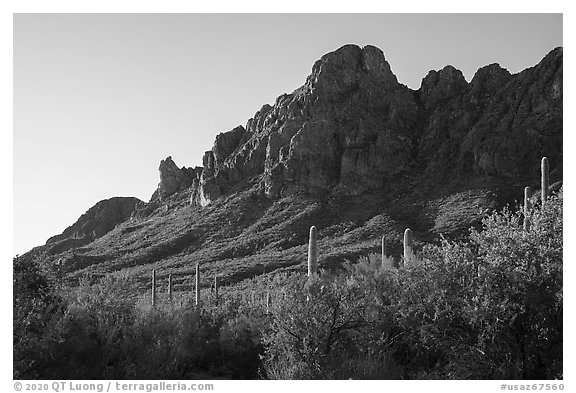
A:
44,197,142,255
155,44,562,206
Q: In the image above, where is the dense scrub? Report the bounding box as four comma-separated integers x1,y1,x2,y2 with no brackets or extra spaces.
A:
14,190,562,379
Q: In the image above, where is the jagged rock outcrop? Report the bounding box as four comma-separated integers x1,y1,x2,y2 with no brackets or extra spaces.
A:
468,63,513,104
172,45,562,206
150,156,202,202
420,65,469,109
213,126,248,166
415,47,562,182
190,45,423,203
46,197,142,253
460,47,563,179
191,126,250,206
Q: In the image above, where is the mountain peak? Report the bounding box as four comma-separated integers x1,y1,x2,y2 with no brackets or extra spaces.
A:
304,44,400,97
419,65,468,108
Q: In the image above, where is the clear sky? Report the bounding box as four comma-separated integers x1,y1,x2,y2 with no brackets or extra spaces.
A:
13,13,562,255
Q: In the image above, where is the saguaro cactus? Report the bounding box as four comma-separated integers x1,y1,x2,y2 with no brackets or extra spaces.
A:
195,263,201,306
168,274,172,302
523,186,531,232
307,226,318,277
381,236,387,268
541,157,549,206
214,275,218,298
266,291,270,314
151,269,157,308
403,228,413,265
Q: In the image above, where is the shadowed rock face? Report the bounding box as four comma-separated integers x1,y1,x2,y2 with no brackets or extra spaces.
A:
190,44,423,203
459,48,563,180
155,44,562,205
420,65,469,109
46,197,142,247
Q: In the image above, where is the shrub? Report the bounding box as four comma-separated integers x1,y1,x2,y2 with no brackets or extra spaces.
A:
13,254,64,378
14,272,267,379
262,189,562,380
462,190,563,379
262,272,402,379
30,275,138,379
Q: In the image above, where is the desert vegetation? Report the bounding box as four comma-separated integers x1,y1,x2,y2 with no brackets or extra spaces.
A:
14,180,562,379
14,38,563,380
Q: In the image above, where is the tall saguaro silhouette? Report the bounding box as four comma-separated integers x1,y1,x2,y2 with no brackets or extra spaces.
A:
195,263,201,306
403,228,413,265
151,269,156,308
541,157,549,206
308,226,318,277
381,236,387,268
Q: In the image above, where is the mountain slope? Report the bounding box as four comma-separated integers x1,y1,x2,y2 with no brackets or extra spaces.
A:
19,44,562,293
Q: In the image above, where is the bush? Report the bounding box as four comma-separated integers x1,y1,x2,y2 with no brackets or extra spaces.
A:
13,254,64,378
14,273,266,379
23,275,138,379
262,272,402,379
462,191,563,379
262,189,562,379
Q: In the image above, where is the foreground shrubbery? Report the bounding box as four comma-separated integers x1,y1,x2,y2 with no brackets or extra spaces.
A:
263,190,562,379
14,190,562,379
14,274,266,379
13,253,65,378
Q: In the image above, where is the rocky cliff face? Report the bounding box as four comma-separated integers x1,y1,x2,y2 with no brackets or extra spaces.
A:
152,44,561,206
45,197,142,254
417,48,562,182
150,156,202,202
186,44,422,204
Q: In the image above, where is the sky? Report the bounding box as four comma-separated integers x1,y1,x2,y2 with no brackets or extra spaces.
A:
12,13,563,256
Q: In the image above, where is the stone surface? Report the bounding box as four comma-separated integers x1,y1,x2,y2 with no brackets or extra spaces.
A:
191,44,423,202
420,65,469,109
179,45,562,205
459,47,563,180
46,197,142,245
151,156,202,202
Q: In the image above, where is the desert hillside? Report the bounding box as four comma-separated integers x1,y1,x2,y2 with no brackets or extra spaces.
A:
19,45,562,293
